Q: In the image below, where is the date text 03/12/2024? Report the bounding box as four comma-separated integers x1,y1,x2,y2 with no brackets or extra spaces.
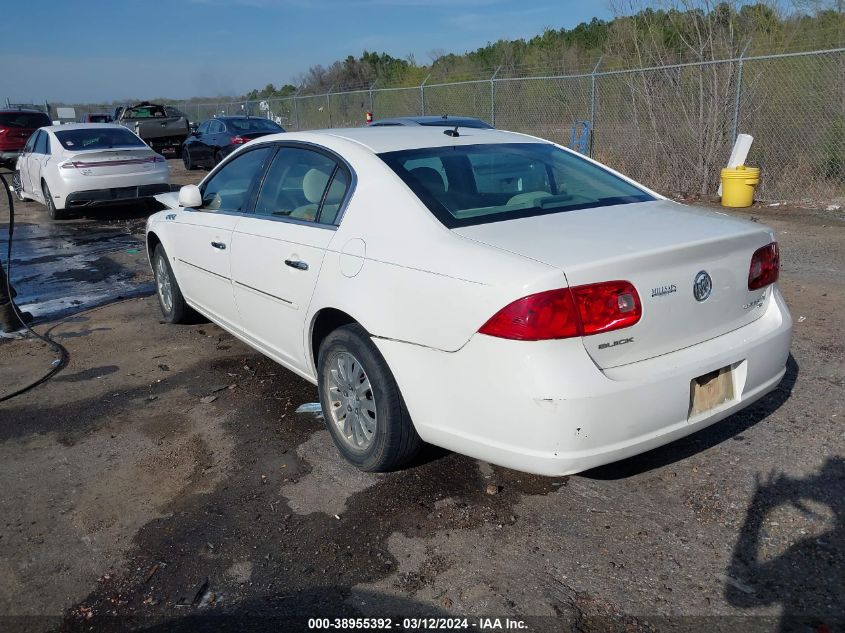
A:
307,617,529,630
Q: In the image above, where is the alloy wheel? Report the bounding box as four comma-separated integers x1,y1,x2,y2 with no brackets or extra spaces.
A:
326,351,377,450
155,254,174,314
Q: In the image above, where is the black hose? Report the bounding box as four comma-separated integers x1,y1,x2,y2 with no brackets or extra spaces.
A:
0,171,69,403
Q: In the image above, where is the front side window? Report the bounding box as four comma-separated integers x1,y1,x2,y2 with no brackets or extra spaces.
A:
379,143,654,228
253,147,349,224
200,146,273,211
55,127,146,151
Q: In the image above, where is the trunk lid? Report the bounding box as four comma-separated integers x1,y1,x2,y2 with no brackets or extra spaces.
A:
63,148,162,176
454,200,776,368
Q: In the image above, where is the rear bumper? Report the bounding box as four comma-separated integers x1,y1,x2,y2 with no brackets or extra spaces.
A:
65,183,171,207
373,287,793,476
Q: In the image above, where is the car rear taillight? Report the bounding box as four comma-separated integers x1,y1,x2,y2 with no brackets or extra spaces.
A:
478,288,581,341
478,281,641,341
571,280,642,335
231,136,250,145
748,242,779,290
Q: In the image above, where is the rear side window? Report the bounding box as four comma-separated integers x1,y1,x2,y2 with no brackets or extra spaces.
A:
379,143,654,228
0,112,50,128
34,131,49,154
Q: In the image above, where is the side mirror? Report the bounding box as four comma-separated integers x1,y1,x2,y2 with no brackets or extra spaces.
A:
178,184,202,208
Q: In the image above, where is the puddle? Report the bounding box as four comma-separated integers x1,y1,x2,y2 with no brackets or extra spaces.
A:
1,221,153,321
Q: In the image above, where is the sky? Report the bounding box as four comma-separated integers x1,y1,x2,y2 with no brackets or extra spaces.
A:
0,0,612,104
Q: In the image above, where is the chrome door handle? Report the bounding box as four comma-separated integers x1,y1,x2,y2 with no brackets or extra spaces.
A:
211,241,226,250
284,259,308,271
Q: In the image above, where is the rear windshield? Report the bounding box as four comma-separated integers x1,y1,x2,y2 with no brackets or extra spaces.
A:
227,118,284,133
0,112,51,128
55,127,147,150
379,143,654,228
123,105,168,119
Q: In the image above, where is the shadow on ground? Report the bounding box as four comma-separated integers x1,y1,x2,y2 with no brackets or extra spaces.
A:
725,457,844,633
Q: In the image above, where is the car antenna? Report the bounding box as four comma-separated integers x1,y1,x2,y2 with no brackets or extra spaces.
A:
444,126,460,137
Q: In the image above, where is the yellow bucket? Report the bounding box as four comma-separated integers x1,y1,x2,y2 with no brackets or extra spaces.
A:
720,165,760,208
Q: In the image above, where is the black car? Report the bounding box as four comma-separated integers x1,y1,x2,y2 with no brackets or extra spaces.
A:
182,116,285,170
368,115,493,129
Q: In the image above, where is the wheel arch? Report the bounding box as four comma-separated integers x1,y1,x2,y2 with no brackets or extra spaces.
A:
309,307,366,375
146,230,162,265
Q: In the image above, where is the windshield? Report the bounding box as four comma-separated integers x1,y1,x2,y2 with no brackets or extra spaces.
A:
123,105,168,119
379,143,654,228
227,118,284,133
55,127,147,151
0,112,51,128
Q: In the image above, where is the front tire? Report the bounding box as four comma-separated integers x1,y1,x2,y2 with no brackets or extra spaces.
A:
152,243,196,324
42,181,66,220
12,171,26,201
318,324,422,472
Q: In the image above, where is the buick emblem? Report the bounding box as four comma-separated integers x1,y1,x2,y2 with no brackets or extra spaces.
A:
693,270,712,302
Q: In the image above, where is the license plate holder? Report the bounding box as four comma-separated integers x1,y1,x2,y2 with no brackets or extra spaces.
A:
689,365,735,419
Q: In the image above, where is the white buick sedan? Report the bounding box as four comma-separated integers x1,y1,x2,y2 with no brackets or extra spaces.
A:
14,124,170,220
146,127,792,475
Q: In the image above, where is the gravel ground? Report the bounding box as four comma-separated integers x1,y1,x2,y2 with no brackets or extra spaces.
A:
0,160,842,632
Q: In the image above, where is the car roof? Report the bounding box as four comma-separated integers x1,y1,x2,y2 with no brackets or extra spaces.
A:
0,108,49,114
371,115,492,127
273,126,544,154
41,123,128,132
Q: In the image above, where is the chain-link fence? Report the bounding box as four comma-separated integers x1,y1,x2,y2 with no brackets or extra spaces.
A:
27,46,845,203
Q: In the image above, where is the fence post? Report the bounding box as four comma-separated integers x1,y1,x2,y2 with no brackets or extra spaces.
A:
589,56,603,158
420,73,431,116
490,66,502,127
326,85,335,128
369,81,377,115
732,40,752,143
293,85,303,130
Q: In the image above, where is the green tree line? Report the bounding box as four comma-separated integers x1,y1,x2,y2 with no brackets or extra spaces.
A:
245,1,844,98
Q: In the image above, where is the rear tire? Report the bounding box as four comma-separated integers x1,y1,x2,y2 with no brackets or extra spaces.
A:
318,324,422,472
152,243,196,324
182,146,195,171
214,150,223,166
42,181,66,220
